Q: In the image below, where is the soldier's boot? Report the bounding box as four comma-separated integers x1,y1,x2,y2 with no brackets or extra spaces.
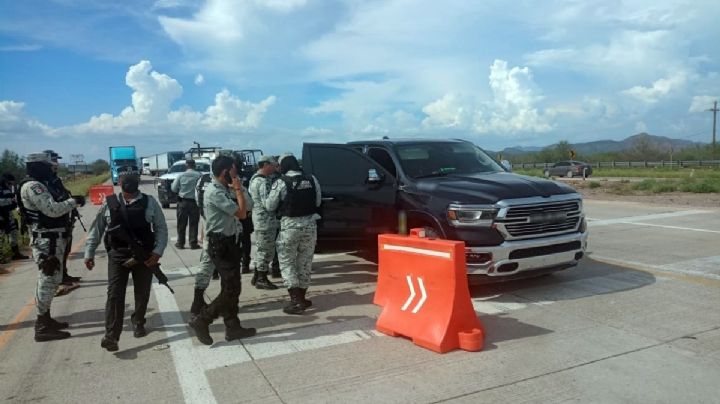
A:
131,316,147,338
100,336,119,352
250,270,258,286
255,271,279,290
298,288,312,310
282,288,305,315
34,313,71,342
189,288,207,320
47,314,69,330
189,316,213,345
62,274,81,284
11,246,29,260
224,317,257,341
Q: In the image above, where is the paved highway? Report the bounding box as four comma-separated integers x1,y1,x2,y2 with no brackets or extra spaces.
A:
1,178,718,403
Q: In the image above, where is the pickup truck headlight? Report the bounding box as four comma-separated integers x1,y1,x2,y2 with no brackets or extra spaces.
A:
447,204,497,227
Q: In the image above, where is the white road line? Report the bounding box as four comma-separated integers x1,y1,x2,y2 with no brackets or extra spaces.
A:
153,284,218,404
590,254,720,281
587,210,708,227
603,221,720,234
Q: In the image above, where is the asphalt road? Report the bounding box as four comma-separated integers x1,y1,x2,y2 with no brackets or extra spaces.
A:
1,178,719,403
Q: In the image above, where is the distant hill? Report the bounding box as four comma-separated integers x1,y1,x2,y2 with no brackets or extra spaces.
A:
498,133,699,156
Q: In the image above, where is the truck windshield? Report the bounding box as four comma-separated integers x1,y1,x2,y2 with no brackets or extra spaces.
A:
113,159,136,167
395,142,503,179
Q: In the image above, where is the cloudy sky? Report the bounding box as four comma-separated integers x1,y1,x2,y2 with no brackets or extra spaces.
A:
1,0,719,160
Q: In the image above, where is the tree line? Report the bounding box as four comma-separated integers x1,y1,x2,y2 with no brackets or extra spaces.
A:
0,149,111,179
501,139,717,164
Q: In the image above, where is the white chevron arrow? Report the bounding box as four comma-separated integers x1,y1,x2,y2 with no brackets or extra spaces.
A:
401,275,416,311
412,277,427,314
401,275,428,314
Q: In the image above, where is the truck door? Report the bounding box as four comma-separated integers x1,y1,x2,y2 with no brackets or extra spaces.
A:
302,143,397,241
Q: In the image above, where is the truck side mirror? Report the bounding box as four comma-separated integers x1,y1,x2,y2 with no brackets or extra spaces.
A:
500,160,512,172
367,168,383,185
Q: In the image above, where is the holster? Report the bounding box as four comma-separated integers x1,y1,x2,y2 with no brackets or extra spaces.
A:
38,254,61,276
207,232,241,265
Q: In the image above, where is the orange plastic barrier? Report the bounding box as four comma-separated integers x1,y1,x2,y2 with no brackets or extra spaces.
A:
89,185,115,205
373,228,484,353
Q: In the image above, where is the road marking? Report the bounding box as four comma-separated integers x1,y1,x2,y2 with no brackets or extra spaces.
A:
587,210,708,227
383,244,451,259
603,221,720,234
153,283,218,404
401,275,416,311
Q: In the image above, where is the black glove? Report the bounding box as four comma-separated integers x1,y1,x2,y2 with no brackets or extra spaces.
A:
72,195,86,207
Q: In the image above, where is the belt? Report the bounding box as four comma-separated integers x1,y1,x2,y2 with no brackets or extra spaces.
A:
32,231,70,239
179,197,197,202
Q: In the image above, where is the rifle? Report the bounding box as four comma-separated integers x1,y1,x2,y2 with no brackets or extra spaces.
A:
106,224,175,294
72,208,87,232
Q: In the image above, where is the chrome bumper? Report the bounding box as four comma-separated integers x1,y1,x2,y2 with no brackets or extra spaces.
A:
466,231,588,276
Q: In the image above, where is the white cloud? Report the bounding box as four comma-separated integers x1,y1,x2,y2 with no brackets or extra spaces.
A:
62,60,275,136
0,101,51,136
622,72,687,103
194,73,205,85
689,95,718,112
422,60,551,135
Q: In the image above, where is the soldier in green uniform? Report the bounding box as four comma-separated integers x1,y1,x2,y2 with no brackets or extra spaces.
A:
189,155,256,345
171,159,202,249
264,154,321,315
18,152,85,341
247,155,280,290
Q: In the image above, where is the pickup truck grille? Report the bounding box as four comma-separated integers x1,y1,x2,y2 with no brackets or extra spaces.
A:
497,200,582,239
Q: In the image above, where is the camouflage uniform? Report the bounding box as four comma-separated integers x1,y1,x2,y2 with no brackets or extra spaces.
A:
264,170,321,289
20,180,76,315
248,172,279,273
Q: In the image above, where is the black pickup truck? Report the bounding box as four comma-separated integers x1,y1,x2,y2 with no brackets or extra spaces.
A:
302,139,588,281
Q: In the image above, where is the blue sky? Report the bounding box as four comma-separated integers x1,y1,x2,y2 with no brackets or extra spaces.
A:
1,0,719,161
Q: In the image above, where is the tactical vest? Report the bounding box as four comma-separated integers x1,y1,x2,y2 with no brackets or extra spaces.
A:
16,177,71,229
0,183,15,215
104,193,155,251
279,174,317,218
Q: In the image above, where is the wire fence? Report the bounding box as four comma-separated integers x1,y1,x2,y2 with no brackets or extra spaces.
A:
512,160,720,169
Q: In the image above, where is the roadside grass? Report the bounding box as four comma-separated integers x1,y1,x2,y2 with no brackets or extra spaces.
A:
515,167,720,194
64,172,111,196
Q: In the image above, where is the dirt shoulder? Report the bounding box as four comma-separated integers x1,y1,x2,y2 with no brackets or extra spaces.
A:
578,187,720,208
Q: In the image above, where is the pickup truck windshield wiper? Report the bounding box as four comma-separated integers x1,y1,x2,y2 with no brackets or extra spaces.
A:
414,167,457,179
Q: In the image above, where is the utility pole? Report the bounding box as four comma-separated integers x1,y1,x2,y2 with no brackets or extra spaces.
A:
708,101,718,159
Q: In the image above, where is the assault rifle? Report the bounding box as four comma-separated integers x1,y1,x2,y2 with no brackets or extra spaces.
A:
106,224,175,294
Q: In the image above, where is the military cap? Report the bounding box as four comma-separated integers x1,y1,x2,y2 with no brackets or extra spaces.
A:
278,153,294,164
258,155,277,164
26,152,52,164
42,149,62,162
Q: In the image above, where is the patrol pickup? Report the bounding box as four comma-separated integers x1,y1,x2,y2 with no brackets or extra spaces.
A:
302,139,588,282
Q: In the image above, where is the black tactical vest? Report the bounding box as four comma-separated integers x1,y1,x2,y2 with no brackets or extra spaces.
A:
17,177,71,229
0,182,15,215
279,174,317,218
104,193,155,251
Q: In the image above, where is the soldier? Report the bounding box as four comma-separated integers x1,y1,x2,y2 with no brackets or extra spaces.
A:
247,155,280,290
84,167,168,352
43,150,81,285
0,173,28,260
268,158,282,279
17,152,85,341
189,155,256,345
264,154,321,315
171,159,202,249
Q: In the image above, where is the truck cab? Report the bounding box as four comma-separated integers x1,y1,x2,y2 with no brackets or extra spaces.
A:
109,146,138,185
302,139,588,281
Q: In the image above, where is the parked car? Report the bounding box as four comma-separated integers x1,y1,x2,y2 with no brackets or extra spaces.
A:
156,160,211,208
544,161,593,178
302,139,588,283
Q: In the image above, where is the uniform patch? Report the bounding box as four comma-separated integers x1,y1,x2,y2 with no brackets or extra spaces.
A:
271,181,280,190
30,183,45,195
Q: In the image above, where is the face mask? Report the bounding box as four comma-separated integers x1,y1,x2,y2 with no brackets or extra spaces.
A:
121,177,140,193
